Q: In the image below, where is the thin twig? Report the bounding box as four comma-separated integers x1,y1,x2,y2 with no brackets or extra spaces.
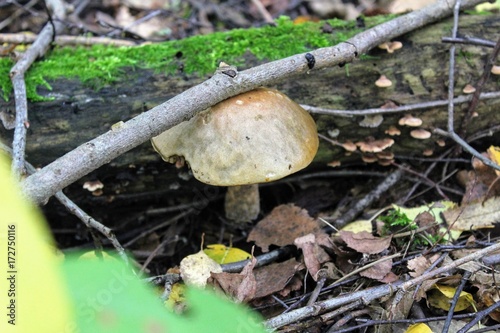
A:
0,33,136,46
326,307,370,332
140,236,178,274
123,209,196,247
54,191,129,263
393,163,449,200
302,91,500,117
326,253,402,288
10,0,66,179
457,300,500,333
442,36,496,48
249,0,275,24
459,36,500,136
266,240,500,330
221,245,295,273
307,272,327,306
0,0,39,31
0,142,129,263
21,0,489,204
339,313,477,333
330,168,403,229
441,0,500,173
442,270,471,333
106,9,163,37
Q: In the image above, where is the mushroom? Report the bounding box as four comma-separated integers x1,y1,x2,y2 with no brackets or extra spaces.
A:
341,140,357,152
376,151,394,160
398,114,423,127
376,151,394,166
375,75,392,88
83,180,104,192
410,129,432,140
436,139,446,147
361,154,377,163
422,149,434,156
356,137,394,153
83,180,104,196
359,114,384,128
385,125,401,136
378,41,403,53
462,84,476,94
491,65,500,75
151,88,319,224
327,160,341,167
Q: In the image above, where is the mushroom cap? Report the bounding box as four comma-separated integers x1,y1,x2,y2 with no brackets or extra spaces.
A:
398,114,423,127
356,137,394,153
410,129,432,139
152,88,319,186
462,84,476,94
375,75,392,88
385,125,401,136
491,65,500,75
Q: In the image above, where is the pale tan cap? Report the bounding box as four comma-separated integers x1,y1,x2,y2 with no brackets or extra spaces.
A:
152,88,319,186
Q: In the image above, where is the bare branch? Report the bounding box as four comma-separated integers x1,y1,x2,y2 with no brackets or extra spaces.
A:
10,0,66,178
265,240,500,329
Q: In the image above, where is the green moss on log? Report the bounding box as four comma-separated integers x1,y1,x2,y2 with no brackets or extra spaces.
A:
0,16,396,102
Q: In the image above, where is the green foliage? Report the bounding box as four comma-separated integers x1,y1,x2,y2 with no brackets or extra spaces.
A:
0,15,394,101
380,208,415,229
62,254,267,333
0,59,12,101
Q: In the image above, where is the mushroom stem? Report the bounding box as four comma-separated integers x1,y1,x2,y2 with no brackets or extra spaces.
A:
224,184,260,224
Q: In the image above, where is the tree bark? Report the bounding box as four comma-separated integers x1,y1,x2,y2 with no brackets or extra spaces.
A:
1,13,499,199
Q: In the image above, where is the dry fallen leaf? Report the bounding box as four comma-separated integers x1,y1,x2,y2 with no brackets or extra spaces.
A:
180,250,222,288
476,286,500,322
339,230,392,254
360,258,393,281
211,257,257,303
253,258,299,299
443,197,500,231
247,204,320,252
407,256,432,278
294,233,332,281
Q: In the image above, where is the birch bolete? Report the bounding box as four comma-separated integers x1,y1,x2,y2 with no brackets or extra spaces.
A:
152,88,319,224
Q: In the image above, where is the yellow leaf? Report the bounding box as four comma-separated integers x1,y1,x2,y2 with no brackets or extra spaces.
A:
427,284,475,311
77,250,119,262
339,220,373,234
165,283,187,312
392,201,455,224
204,244,251,264
406,323,433,333
487,146,500,176
0,155,73,332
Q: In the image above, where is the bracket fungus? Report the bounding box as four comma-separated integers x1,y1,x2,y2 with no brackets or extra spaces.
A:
410,129,432,140
398,114,423,127
152,88,319,224
356,137,394,153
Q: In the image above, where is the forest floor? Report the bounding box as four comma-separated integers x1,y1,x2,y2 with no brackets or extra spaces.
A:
2,1,500,332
